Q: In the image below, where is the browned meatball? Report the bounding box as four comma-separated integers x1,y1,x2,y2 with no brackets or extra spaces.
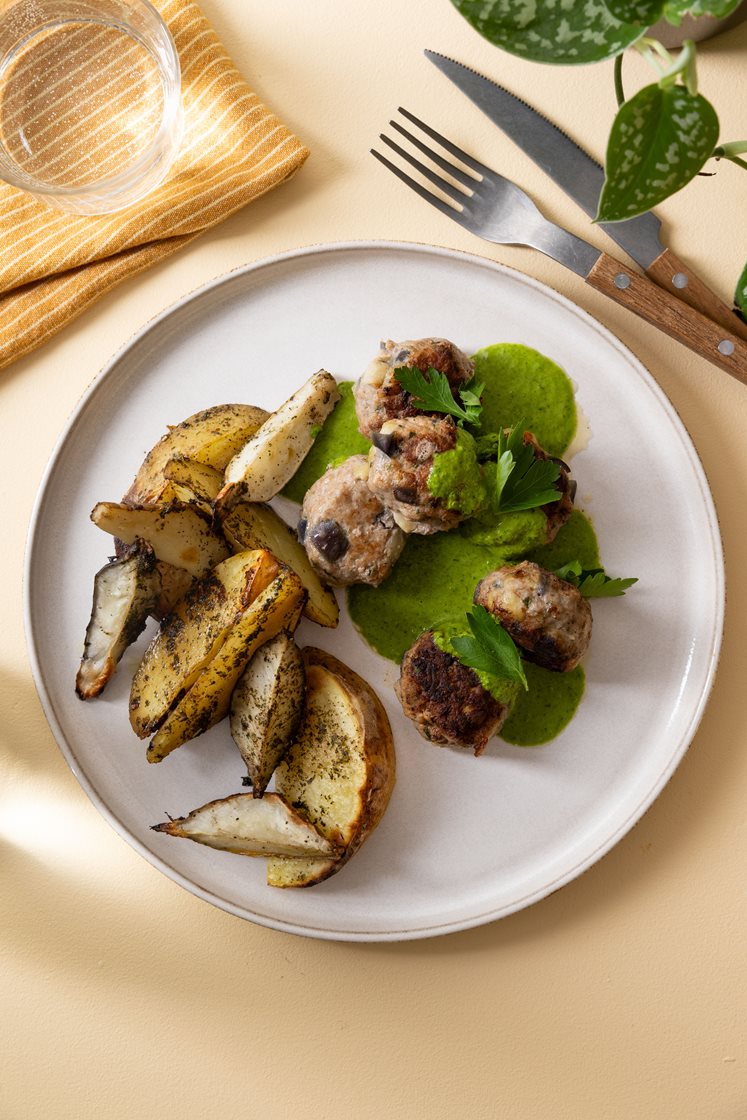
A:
354,337,474,439
367,415,460,534
522,431,575,542
474,561,592,672
299,455,405,586
396,631,510,755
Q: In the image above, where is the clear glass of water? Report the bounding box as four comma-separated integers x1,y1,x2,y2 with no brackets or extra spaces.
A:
0,0,183,214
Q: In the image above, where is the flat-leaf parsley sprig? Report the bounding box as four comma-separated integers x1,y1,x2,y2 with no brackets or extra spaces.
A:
495,422,561,513
393,365,484,427
451,605,528,690
554,560,638,598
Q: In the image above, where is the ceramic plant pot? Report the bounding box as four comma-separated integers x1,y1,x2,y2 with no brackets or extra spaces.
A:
649,2,747,47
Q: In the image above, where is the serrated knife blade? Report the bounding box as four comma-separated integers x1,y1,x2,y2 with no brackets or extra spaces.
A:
424,48,664,269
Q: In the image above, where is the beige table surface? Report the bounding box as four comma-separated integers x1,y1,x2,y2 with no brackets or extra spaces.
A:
3,2,747,1117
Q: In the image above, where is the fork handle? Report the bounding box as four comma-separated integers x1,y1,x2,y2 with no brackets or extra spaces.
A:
645,248,747,343
586,253,747,386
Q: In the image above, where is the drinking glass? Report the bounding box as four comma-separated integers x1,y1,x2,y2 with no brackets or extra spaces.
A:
0,0,183,214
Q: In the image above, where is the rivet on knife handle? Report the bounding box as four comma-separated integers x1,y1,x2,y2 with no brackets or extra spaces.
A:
645,248,747,343
587,254,747,384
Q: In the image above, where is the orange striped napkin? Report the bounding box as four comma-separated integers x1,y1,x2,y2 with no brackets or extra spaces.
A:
0,0,309,371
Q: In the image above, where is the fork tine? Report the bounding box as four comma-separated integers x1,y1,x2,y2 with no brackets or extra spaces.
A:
397,107,494,179
379,134,469,205
389,119,479,190
370,149,465,222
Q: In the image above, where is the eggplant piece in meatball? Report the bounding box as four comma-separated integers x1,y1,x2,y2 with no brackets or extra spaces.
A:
299,455,405,586
367,415,462,534
474,560,592,673
396,631,510,755
354,337,474,439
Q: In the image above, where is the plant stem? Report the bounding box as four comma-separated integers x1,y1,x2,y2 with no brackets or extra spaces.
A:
714,141,747,158
613,53,625,107
658,40,698,94
635,36,673,74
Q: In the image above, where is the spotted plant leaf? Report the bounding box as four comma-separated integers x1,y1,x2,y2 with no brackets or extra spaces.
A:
603,0,665,24
450,0,646,64
735,261,747,322
596,83,719,222
664,0,743,23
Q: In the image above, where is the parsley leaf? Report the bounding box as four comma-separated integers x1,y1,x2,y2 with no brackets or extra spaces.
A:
555,561,638,598
393,366,483,426
495,422,561,513
451,605,528,690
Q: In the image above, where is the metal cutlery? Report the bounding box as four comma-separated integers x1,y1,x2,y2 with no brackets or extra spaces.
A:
425,49,747,344
371,109,747,384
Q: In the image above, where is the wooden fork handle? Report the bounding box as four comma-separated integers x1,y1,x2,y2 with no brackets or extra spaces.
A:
645,247,747,343
586,253,747,386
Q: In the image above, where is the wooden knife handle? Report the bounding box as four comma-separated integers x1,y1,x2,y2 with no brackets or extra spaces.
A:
645,247,747,343
586,253,747,386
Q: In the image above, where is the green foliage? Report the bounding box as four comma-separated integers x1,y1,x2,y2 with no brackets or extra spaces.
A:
735,261,747,322
596,83,719,221
495,423,561,513
554,561,638,597
450,0,646,64
393,366,483,427
451,606,528,688
605,0,666,24
663,0,743,23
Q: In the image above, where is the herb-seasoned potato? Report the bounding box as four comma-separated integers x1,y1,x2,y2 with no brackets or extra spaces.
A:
217,371,340,507
130,549,277,738
230,632,306,796
76,543,161,700
125,403,269,507
221,501,339,628
91,501,230,578
147,566,306,763
267,647,396,888
152,792,340,859
163,456,223,503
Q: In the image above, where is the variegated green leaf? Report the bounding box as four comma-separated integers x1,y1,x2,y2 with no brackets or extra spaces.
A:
604,0,665,24
450,0,646,64
596,83,719,221
664,0,743,23
735,261,747,322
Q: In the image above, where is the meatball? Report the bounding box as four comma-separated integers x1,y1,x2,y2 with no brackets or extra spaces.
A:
396,631,510,755
299,455,405,586
367,415,461,534
474,560,592,672
522,431,576,542
354,337,474,439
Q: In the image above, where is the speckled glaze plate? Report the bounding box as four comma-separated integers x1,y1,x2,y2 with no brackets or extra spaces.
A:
25,242,724,941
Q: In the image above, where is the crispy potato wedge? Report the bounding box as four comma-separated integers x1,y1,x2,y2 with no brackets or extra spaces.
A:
130,549,277,738
163,456,223,503
217,371,340,507
147,567,306,763
152,792,340,859
221,501,339,628
156,480,213,519
152,561,194,620
267,647,396,888
125,403,269,507
230,632,306,796
76,543,161,700
91,501,230,578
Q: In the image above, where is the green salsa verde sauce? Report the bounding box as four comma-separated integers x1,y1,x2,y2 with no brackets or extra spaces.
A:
284,345,600,746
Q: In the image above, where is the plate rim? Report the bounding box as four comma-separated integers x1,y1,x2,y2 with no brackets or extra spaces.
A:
23,239,725,941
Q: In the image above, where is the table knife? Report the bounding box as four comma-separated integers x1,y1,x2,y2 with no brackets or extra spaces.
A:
425,49,747,343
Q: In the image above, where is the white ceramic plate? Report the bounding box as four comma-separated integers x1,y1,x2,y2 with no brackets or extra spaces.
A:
25,242,723,941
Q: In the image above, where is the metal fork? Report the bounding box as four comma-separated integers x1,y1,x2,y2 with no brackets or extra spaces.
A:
371,109,747,385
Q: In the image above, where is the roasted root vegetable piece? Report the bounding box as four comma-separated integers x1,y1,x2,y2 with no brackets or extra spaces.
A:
163,456,223,503
267,647,395,888
230,632,306,796
152,792,340,859
91,501,230,578
151,561,194,620
129,549,277,738
75,543,161,700
217,371,341,507
221,501,339,628
147,566,306,763
125,403,269,507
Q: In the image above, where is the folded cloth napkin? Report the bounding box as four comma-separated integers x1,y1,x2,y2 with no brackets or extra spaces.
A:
0,0,309,371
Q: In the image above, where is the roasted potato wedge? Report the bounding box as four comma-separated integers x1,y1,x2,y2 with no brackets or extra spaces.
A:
130,549,277,738
230,632,306,796
221,501,339,628
76,542,161,700
152,792,340,859
217,371,340,507
147,566,306,763
91,501,230,578
125,403,269,507
163,456,223,503
267,647,396,888
152,561,194,620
